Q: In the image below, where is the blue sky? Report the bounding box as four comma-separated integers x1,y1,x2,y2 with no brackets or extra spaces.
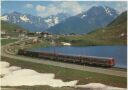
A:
1,1,127,17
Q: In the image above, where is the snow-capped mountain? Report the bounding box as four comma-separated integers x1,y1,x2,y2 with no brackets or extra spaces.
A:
78,6,118,26
1,12,70,32
44,13,70,27
1,12,48,32
0,15,9,21
47,6,119,34
19,15,30,22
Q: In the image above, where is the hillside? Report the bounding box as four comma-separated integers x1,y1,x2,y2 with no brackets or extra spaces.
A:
47,6,118,34
58,11,127,46
1,21,28,33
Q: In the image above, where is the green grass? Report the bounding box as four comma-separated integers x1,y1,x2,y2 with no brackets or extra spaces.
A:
2,86,76,90
57,25,126,46
1,21,27,33
27,39,51,49
1,56,127,89
1,39,18,45
57,21,127,46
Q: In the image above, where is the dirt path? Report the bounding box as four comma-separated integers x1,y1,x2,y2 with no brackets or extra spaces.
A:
1,39,127,78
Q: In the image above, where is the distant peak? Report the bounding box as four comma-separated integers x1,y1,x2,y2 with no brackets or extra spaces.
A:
91,5,104,9
90,5,115,10
12,11,20,14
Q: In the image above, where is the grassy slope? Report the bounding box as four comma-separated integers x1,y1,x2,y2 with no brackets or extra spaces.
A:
1,21,28,33
1,39,18,45
27,39,51,49
1,21,28,45
58,11,127,46
2,57,127,89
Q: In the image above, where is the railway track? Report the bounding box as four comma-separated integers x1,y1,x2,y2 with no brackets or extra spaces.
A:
1,39,127,77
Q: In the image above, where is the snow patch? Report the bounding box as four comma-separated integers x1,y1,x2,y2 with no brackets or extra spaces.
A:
76,83,126,90
0,61,77,87
121,33,125,37
45,17,59,27
54,17,59,24
0,61,126,89
103,6,113,16
81,14,86,19
45,18,54,27
20,15,30,22
0,61,21,76
0,16,9,21
0,61,10,68
61,42,71,46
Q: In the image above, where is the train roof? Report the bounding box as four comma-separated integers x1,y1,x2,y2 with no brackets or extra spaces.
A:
26,50,114,60
60,54,113,60
82,55,113,60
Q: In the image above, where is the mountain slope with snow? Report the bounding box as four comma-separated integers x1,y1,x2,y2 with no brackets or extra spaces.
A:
47,6,119,34
44,13,70,27
1,12,48,32
1,12,70,32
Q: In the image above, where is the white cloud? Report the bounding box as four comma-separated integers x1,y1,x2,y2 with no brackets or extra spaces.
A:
35,1,127,17
25,4,33,8
114,2,127,13
60,2,82,15
37,4,62,17
36,1,83,17
36,5,46,12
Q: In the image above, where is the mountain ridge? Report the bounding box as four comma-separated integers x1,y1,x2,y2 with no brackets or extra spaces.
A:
1,12,48,32
1,12,70,32
47,6,119,34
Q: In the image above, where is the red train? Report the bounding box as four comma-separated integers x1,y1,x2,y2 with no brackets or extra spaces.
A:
18,49,115,67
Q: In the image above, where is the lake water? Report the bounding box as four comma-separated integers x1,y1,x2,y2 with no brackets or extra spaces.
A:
31,46,127,68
